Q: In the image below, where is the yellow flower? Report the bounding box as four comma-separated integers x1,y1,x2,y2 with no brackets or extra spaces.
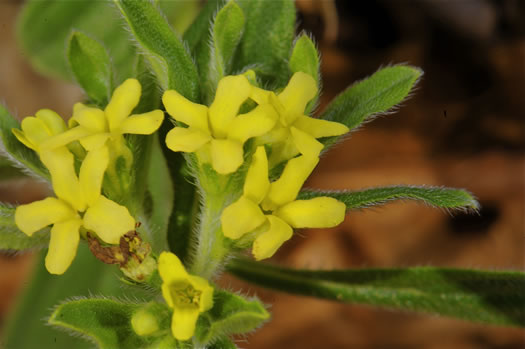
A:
158,252,214,341
14,146,135,274
40,79,164,159
11,109,67,153
221,146,346,260
163,74,277,174
252,72,349,167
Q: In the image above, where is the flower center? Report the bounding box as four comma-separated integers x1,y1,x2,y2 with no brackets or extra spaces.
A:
170,282,202,308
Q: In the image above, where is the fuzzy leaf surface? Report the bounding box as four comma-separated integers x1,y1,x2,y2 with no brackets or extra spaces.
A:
0,104,49,180
228,258,525,327
196,289,270,344
114,0,200,100
321,65,422,148
16,0,136,82
67,31,114,106
48,298,145,349
0,203,49,251
0,156,26,180
233,0,295,87
298,186,480,211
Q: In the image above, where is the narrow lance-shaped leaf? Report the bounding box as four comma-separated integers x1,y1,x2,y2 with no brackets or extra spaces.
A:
48,298,147,349
203,0,245,103
0,156,26,180
233,0,295,87
196,289,270,344
0,104,49,180
321,65,422,149
228,258,525,327
67,31,114,106
0,203,49,251
2,245,153,349
114,0,200,101
289,34,320,113
16,0,136,82
298,186,480,212
183,0,226,54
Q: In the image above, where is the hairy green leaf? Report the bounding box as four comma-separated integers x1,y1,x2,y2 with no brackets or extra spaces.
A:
67,31,114,106
298,186,479,212
203,0,245,102
233,0,295,87
16,0,136,82
228,258,525,327
49,298,145,349
183,0,226,54
114,0,200,101
2,245,152,349
0,203,49,251
0,156,26,180
196,289,270,344
321,65,422,148
0,104,49,180
289,34,320,113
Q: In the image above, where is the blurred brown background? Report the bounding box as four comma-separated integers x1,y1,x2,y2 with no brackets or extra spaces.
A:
1,0,524,348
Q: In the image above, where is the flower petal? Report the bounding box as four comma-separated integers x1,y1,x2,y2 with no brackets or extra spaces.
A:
252,215,293,260
83,196,135,244
210,138,244,174
278,72,317,125
171,306,200,341
11,128,35,150
290,126,323,157
79,133,110,151
14,197,76,236
267,137,299,168
35,109,67,135
45,218,81,275
262,155,319,211
104,78,141,131
79,146,109,206
275,197,346,228
39,127,92,151
188,275,214,312
19,117,52,149
208,75,251,138
162,90,209,132
40,148,85,212
221,196,266,239
293,115,349,138
120,110,164,135
243,146,269,204
227,104,277,144
165,127,211,153
70,107,108,132
158,252,189,286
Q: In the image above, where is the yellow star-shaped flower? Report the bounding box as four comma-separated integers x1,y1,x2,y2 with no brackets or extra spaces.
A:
163,74,277,174
11,109,67,153
14,146,135,274
158,252,214,341
252,72,349,167
40,79,164,160
221,146,346,260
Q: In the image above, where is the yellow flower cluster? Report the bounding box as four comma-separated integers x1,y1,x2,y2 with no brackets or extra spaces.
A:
164,72,349,260
12,79,163,274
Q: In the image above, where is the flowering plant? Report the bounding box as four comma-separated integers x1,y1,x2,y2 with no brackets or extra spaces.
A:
1,1,523,348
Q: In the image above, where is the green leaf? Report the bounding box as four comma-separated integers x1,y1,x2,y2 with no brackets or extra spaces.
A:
0,156,26,180
142,134,174,254
298,186,480,212
196,289,270,344
114,0,200,101
203,0,245,102
183,0,226,54
0,104,49,180
289,34,320,113
0,203,49,251
16,0,136,82
2,244,152,349
48,298,146,349
67,31,114,106
158,0,200,34
233,0,296,86
321,65,422,148
228,258,525,327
